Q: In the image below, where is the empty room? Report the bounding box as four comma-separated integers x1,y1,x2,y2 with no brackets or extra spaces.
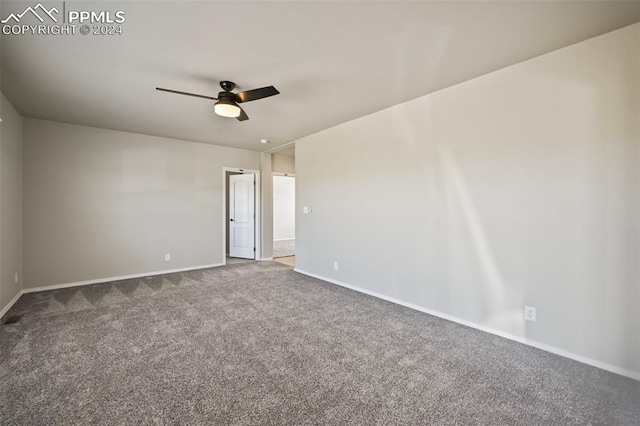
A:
1,1,639,424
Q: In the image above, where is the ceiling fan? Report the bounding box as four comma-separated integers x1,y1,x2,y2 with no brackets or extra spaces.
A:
156,81,279,121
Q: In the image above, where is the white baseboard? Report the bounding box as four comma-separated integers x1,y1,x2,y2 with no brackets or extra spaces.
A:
273,238,295,242
0,289,24,319
259,257,274,261
294,268,640,381
23,263,225,294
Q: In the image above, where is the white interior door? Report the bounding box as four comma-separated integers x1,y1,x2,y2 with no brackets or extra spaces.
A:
229,173,255,259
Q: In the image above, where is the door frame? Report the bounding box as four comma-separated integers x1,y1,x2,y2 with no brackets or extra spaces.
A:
222,167,261,264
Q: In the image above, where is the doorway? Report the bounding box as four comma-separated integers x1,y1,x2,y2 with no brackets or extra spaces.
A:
273,173,295,264
224,168,260,261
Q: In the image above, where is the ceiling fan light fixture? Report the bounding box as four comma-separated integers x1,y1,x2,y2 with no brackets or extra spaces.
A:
214,99,241,118
157,80,279,122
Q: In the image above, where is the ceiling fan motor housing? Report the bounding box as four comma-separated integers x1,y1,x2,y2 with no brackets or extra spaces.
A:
217,92,236,102
216,92,240,110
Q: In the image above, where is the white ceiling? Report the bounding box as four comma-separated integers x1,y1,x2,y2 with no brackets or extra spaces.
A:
2,1,639,151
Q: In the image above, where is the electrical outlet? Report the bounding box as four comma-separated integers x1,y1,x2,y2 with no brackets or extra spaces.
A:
165,253,171,262
303,206,312,214
334,261,339,271
524,306,536,322
14,273,18,284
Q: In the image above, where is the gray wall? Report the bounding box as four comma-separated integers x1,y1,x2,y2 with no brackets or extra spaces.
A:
295,24,639,376
0,94,23,313
23,119,260,288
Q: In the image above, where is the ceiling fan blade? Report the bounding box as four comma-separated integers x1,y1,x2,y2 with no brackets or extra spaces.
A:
156,87,217,100
235,86,279,103
236,106,249,121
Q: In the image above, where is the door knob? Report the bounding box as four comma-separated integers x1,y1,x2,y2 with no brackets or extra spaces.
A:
230,218,234,222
